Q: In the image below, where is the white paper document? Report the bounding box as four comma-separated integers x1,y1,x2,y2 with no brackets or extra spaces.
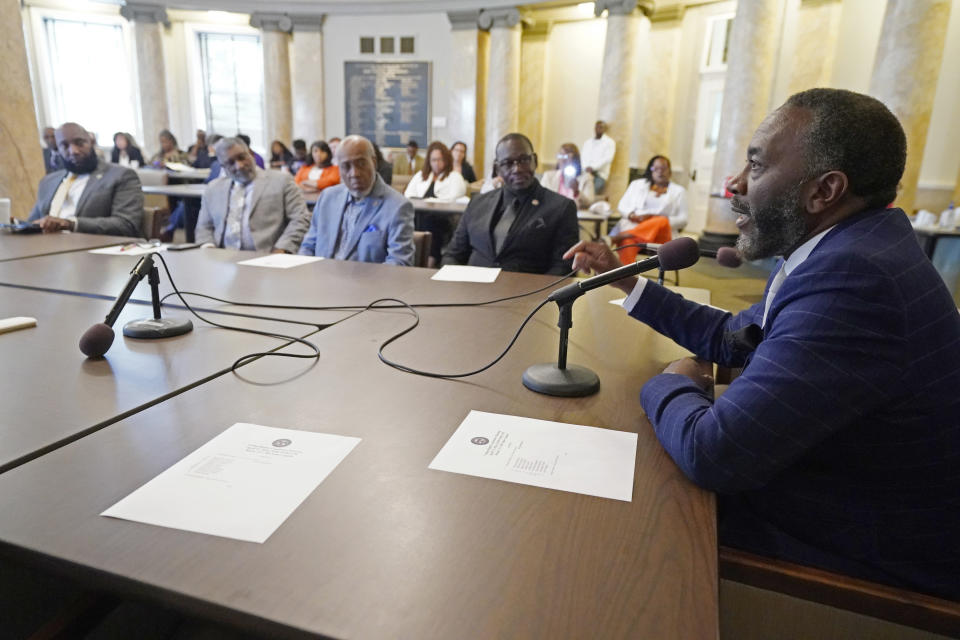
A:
89,244,165,256
429,411,637,501
237,254,323,269
431,265,501,283
102,423,360,543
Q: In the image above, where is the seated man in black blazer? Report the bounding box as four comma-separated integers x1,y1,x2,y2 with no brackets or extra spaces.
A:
442,133,579,275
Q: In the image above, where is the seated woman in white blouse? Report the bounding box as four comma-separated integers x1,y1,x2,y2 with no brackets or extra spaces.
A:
404,141,467,266
609,155,688,263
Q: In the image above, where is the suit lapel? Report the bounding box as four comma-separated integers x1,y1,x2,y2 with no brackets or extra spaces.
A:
41,170,67,216
326,188,351,257
245,172,267,222
74,163,107,217
496,185,543,258
481,189,504,259
343,192,384,258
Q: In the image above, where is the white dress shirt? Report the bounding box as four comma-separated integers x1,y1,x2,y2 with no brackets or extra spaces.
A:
581,133,616,180
50,173,91,222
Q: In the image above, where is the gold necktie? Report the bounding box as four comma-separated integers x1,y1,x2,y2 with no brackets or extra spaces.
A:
49,174,77,218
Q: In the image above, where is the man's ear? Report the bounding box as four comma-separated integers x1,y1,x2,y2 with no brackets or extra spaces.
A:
530,153,538,172
807,170,848,214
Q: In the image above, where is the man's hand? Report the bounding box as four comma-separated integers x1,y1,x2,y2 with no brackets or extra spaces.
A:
36,216,74,233
271,248,289,254
562,240,637,294
628,212,654,224
662,357,714,392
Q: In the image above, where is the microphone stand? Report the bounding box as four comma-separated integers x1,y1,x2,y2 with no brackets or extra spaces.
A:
120,254,193,339
522,254,662,397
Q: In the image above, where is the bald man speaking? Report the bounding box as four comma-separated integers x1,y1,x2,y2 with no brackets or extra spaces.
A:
28,122,143,237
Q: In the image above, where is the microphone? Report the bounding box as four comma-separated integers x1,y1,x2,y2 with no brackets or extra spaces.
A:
524,237,701,397
632,242,742,268
79,253,192,358
549,237,700,303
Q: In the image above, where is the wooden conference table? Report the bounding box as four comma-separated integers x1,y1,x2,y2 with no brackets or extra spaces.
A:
0,230,139,262
0,237,718,639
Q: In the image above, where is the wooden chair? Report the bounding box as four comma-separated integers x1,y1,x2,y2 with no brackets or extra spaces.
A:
141,206,170,240
720,546,960,638
412,230,432,268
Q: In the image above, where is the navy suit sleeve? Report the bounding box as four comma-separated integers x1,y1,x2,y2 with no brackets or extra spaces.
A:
637,253,907,494
442,199,476,265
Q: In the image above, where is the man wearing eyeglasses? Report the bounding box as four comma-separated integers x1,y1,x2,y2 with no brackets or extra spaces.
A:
442,133,579,275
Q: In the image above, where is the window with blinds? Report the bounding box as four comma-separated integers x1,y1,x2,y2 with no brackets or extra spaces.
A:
197,31,264,152
41,16,138,145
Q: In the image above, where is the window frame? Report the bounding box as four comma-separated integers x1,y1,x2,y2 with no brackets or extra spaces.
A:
26,5,142,144
183,21,265,154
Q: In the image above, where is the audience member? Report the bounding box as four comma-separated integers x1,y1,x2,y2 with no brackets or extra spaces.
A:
269,140,295,171
195,137,311,253
581,120,616,194
392,140,423,176
540,143,595,209
236,133,265,168
372,142,392,185
564,88,960,601
205,134,224,182
443,133,578,275
328,137,341,165
41,126,63,174
291,139,309,172
299,135,414,265
150,129,190,167
610,155,688,263
188,129,211,168
405,141,467,265
451,141,477,183
294,141,340,193
110,132,144,169
479,161,503,194
28,122,143,236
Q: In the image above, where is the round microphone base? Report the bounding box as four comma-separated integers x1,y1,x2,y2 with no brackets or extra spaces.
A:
122,317,194,339
522,363,600,397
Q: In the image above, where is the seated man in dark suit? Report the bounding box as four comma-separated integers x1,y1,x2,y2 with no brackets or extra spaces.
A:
566,88,960,601
28,122,143,237
195,137,311,254
299,135,414,265
442,133,579,275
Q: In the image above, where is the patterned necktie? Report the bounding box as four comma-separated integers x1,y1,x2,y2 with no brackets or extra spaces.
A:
222,183,246,249
761,264,787,329
49,174,77,218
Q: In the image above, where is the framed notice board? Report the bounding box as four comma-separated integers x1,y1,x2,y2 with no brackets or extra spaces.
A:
344,61,431,147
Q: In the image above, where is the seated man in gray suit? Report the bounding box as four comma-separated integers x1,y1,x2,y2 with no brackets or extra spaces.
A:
299,135,415,266
195,137,311,253
29,122,143,236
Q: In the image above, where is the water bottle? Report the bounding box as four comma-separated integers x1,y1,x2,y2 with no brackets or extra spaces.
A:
939,201,956,230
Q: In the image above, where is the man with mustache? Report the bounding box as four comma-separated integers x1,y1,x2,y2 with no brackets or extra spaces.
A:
564,88,960,601
28,122,143,236
195,137,312,254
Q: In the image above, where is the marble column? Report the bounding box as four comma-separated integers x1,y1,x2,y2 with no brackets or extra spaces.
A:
787,0,842,95
289,14,325,142
250,13,294,145
703,0,782,249
869,0,952,214
447,11,480,167
0,0,45,220
519,21,550,157
479,8,521,171
596,0,643,204
120,3,170,159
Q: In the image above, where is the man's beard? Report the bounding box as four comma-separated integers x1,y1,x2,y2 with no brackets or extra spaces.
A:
227,166,256,185
734,183,809,260
62,152,98,175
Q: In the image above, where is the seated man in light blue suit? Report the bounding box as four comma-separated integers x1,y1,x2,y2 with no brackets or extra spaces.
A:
195,137,311,253
298,135,414,266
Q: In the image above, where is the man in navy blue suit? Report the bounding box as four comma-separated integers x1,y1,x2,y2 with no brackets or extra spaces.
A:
565,88,960,601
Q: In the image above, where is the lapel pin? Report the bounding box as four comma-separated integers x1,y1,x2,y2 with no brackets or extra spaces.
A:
532,199,539,206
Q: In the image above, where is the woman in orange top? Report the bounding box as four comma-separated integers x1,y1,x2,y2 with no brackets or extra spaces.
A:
294,140,340,194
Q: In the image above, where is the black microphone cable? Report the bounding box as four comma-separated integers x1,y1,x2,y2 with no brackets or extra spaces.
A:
153,253,363,372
